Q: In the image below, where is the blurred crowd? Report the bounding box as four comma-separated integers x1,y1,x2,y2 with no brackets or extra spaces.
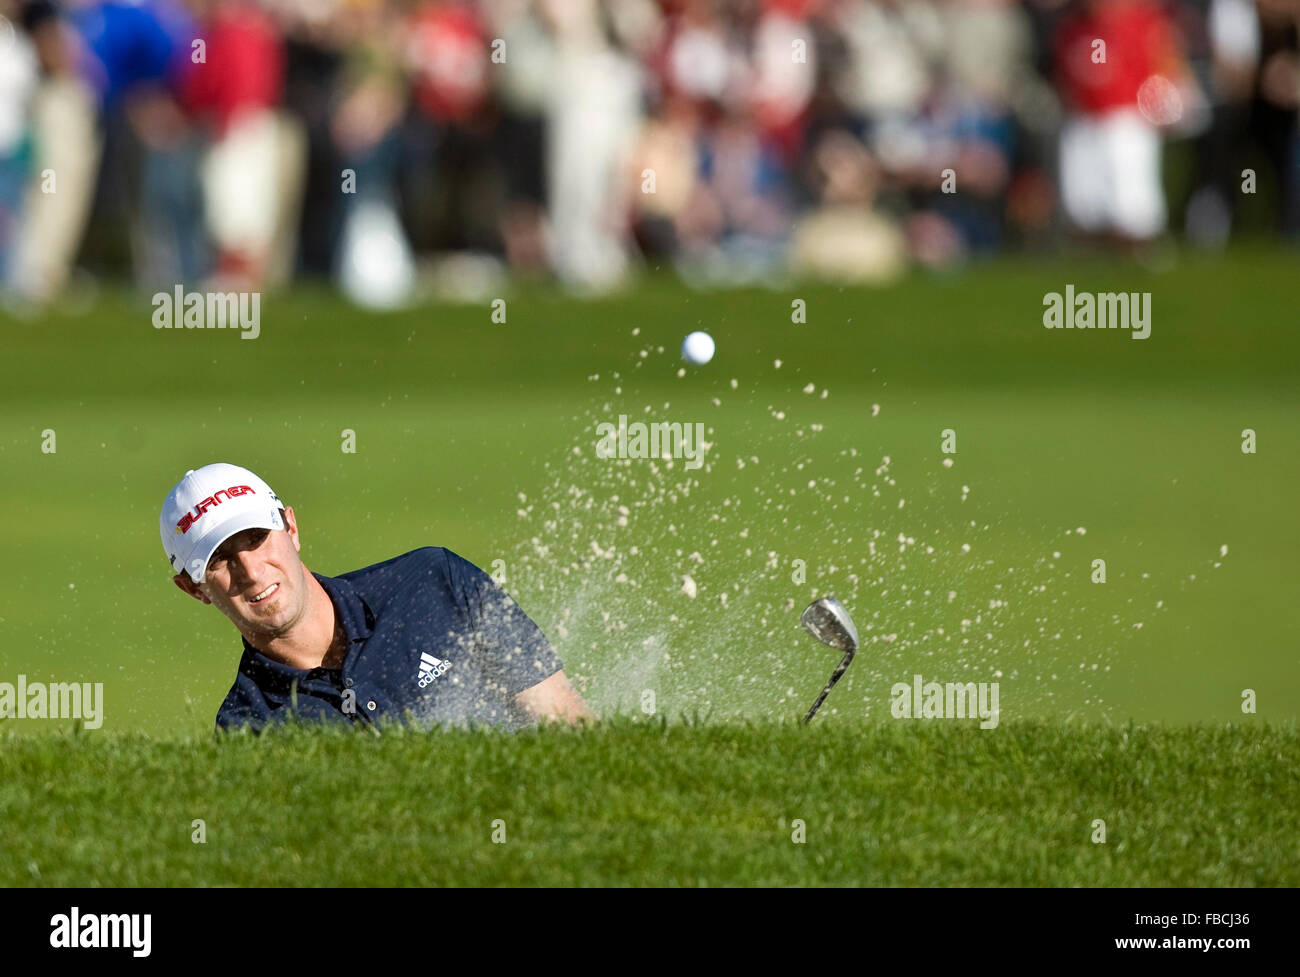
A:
0,0,1298,304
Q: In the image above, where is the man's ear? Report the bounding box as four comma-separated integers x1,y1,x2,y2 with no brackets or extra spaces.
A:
173,572,212,605
282,506,301,553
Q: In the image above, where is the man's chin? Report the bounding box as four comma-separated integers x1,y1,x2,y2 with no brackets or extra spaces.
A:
241,600,300,637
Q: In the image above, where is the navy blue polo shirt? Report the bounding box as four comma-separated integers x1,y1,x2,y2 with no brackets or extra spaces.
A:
215,547,564,734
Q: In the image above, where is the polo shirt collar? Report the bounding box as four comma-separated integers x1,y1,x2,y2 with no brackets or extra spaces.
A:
314,571,375,646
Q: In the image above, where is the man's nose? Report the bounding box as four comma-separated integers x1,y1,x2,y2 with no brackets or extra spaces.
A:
228,548,261,585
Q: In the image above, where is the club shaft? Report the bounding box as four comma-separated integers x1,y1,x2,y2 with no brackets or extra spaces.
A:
802,650,855,724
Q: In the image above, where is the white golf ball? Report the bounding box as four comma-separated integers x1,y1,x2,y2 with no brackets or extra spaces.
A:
682,331,715,365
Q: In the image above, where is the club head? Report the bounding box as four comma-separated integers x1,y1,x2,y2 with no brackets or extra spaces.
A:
800,596,859,654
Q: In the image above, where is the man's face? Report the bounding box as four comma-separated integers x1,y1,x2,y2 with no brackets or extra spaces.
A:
174,507,310,639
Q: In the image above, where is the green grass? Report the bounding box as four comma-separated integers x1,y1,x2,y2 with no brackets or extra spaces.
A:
2,249,1297,732
1,719,1295,887
2,249,1297,885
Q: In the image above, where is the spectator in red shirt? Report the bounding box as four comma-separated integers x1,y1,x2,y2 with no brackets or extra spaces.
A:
183,0,284,135
183,0,300,286
1052,0,1189,243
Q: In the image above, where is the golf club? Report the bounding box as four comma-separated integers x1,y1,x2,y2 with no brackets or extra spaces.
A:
800,596,860,723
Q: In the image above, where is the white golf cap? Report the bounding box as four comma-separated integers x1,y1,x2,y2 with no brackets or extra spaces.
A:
160,463,285,584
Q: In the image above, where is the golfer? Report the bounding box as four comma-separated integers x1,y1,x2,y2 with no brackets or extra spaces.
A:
160,463,593,733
